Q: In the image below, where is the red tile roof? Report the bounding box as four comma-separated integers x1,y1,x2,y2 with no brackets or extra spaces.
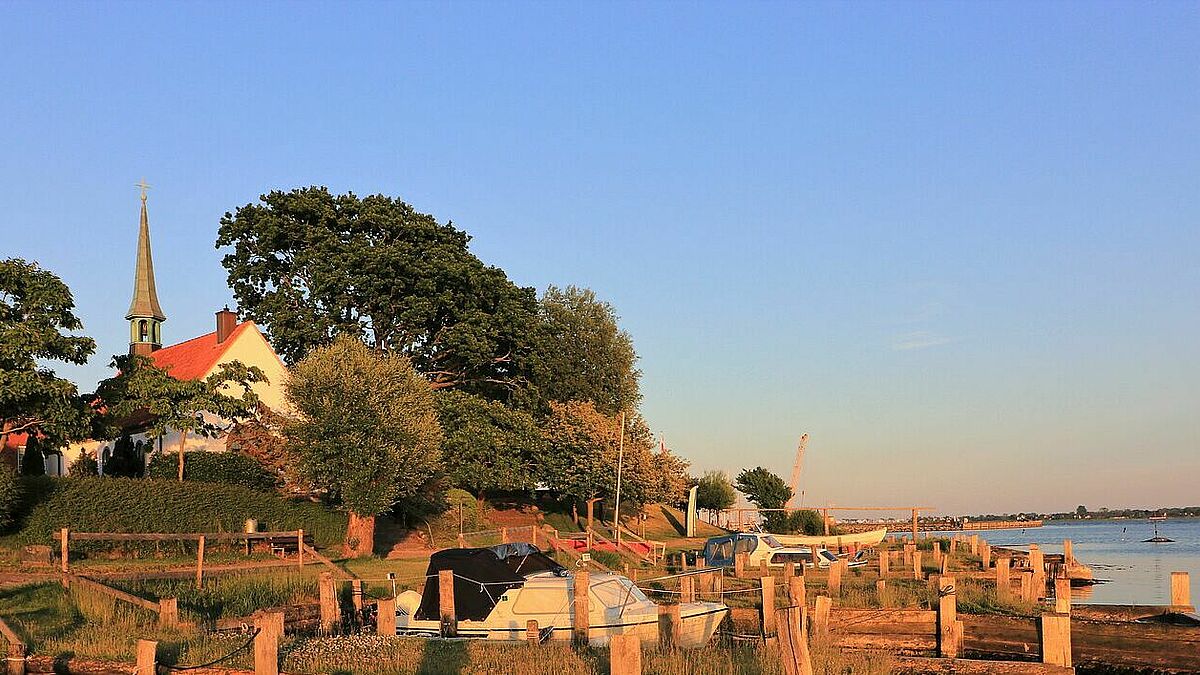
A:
149,321,257,381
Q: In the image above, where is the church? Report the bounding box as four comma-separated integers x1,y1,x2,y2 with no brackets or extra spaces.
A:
6,189,289,475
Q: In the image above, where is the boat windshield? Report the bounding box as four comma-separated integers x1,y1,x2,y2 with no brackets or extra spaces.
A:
819,550,839,562
591,578,650,609
762,536,786,548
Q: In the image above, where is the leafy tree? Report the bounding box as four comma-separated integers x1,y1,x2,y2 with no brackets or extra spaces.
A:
695,470,737,516
436,391,545,504
540,400,689,522
94,355,266,481
0,258,96,447
735,466,812,532
216,188,538,398
1075,505,1088,517
0,465,20,530
523,286,640,415
69,449,99,477
19,435,46,476
284,336,442,557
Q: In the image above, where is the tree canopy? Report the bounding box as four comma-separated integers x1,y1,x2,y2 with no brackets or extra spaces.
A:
734,466,793,510
695,470,737,514
216,187,538,398
0,258,96,446
94,354,266,480
523,286,640,415
283,336,442,556
436,390,545,499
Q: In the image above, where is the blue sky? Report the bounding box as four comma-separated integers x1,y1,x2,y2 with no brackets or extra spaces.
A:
2,2,1196,514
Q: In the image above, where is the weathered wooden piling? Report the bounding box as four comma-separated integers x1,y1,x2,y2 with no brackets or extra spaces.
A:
1040,613,1071,667
735,552,748,579
1062,539,1073,565
136,640,156,675
995,557,1010,596
573,570,589,645
158,597,178,627
813,596,831,637
1029,545,1045,599
1054,577,1071,615
912,551,923,580
439,570,457,638
351,579,364,611
59,528,69,574
937,576,961,658
253,611,284,675
879,550,889,577
761,577,777,637
789,576,806,608
681,576,696,603
658,603,680,649
1171,571,1192,611
196,534,206,589
876,579,887,607
981,543,991,569
828,559,843,596
610,634,641,675
775,605,813,675
319,572,338,631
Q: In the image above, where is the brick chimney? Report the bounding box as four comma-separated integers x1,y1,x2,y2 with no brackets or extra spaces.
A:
215,306,237,344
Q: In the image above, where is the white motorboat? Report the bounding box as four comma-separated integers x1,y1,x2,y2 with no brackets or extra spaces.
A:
702,533,868,569
392,544,727,647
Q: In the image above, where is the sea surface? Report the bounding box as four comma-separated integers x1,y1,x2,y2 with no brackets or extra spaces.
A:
945,518,1200,606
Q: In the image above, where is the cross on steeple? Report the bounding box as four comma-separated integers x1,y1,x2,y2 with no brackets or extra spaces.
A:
135,179,151,202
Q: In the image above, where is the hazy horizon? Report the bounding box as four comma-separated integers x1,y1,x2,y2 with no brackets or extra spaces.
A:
2,2,1196,515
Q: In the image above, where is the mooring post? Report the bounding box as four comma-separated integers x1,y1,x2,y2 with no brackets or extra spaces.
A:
789,575,806,608
1171,571,1192,611
351,579,364,612
1054,576,1071,614
775,605,813,675
903,542,914,566
1019,571,1034,603
439,570,457,637
609,634,641,675
813,595,831,637
6,641,26,675
735,552,748,579
981,543,991,570
319,572,338,632
657,603,680,649
158,597,178,627
681,575,696,603
1040,613,1071,667
761,577,777,638
827,559,842,596
937,576,960,658
1063,539,1073,565
59,528,69,574
876,579,887,606
879,549,889,577
196,535,206,590
809,545,820,572
970,534,979,555
995,557,1010,597
297,529,304,567
500,527,508,544
1029,545,1045,599
376,596,395,636
782,560,794,582
573,570,589,646
136,640,156,675
526,620,539,645
253,611,283,675
932,541,942,566
940,550,949,575
912,551,923,580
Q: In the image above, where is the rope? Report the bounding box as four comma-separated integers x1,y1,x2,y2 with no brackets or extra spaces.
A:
159,628,260,671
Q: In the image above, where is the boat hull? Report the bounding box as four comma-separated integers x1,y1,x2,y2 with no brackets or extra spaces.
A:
770,527,888,549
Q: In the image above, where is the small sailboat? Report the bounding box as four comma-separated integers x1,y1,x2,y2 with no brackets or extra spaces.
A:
393,543,727,647
1143,523,1174,543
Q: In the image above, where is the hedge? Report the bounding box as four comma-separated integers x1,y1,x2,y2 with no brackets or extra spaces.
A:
145,451,276,491
14,476,346,547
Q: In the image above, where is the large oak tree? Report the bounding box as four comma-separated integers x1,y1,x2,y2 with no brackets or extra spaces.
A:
216,188,538,398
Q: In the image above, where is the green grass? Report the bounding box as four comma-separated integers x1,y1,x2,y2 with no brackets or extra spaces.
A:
107,569,320,624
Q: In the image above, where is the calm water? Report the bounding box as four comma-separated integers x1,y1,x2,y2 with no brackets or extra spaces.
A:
950,519,1200,605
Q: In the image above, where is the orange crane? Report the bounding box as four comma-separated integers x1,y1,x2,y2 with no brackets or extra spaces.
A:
788,433,808,508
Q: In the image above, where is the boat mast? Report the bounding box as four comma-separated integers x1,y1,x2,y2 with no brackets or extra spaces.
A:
613,412,626,547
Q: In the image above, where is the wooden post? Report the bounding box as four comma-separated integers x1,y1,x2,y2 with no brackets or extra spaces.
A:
937,576,959,658
297,529,304,567
1040,613,1071,667
760,577,776,637
1029,545,1045,599
609,634,641,675
1171,571,1192,610
827,559,842,596
158,597,178,627
439,570,457,637
351,580,364,611
457,533,466,547
698,570,715,596
813,595,831,637
932,542,942,566
657,603,680,649
911,508,918,541
1054,577,1071,614
1019,571,1034,603
782,560,794,582
376,596,395,635
253,611,284,675
821,509,830,536
940,549,950,575
531,525,538,548
6,642,26,675
59,528,69,574
970,534,979,555
500,527,509,544
876,579,887,607
319,572,338,632
196,535,205,589
136,640,156,675
681,576,696,603
775,605,813,675
789,575,806,608
573,570,589,646
809,545,820,572
903,542,914,565
759,559,769,578
995,557,1010,597
735,552,748,579
981,543,991,570
526,620,539,645
879,549,889,577
1062,539,1073,565
912,551,922,580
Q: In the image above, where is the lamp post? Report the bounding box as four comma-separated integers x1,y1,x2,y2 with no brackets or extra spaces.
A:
613,412,625,547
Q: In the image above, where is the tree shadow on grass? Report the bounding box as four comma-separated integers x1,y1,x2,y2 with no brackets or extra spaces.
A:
417,639,469,674
659,506,686,536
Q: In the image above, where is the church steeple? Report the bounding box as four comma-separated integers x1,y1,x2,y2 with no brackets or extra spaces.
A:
126,181,167,356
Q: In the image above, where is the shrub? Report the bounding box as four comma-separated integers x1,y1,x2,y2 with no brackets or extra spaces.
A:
15,476,346,547
69,450,99,477
145,451,276,491
102,435,144,478
0,465,21,529
20,437,46,476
